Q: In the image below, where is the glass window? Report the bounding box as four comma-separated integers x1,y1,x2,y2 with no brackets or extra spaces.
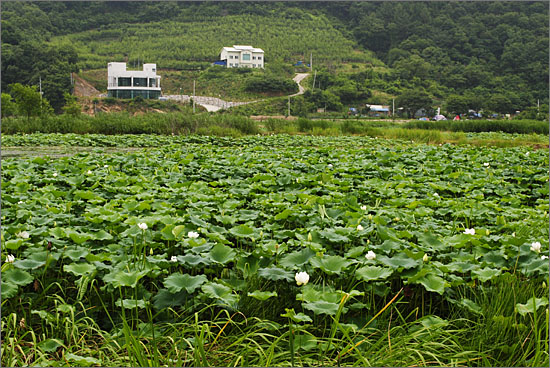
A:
242,54,250,61
235,63,239,67
229,63,233,67
133,77,147,87
149,78,156,87
258,56,262,60
118,90,132,99
252,56,256,60
118,77,131,87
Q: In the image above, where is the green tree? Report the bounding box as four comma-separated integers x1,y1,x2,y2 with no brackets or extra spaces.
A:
62,92,81,116
9,83,52,119
396,89,432,118
486,94,513,114
1,93,18,117
445,94,469,115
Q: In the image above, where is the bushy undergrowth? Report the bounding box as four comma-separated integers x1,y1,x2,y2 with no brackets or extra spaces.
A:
1,113,259,136
404,119,549,134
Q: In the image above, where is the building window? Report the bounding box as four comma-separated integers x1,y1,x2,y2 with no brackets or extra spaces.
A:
229,63,233,67
242,54,250,61
118,77,131,87
258,56,262,60
229,55,233,59
252,56,256,60
235,63,239,67
253,64,256,68
133,77,147,87
149,78,156,87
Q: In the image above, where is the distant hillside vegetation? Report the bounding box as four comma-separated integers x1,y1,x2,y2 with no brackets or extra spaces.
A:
2,1,548,115
48,13,382,70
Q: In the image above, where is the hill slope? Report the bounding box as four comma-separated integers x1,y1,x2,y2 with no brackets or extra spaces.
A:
49,13,383,70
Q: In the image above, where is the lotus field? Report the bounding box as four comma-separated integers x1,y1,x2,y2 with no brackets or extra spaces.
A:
1,134,549,366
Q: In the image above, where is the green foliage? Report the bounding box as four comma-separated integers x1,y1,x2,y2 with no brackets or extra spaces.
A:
9,83,52,119
0,111,259,136
396,89,433,118
1,133,548,366
62,92,81,116
244,74,298,94
46,10,376,70
404,119,549,135
1,93,18,117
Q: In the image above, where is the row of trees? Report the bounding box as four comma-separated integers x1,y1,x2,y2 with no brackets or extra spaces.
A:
2,84,80,119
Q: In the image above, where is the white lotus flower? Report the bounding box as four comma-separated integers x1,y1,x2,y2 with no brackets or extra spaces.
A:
360,205,367,211
188,231,199,239
357,224,364,231
423,254,429,262
87,170,92,175
295,271,309,286
530,241,541,253
6,254,15,263
526,151,530,156
170,256,178,262
104,165,109,168
541,255,548,260
464,228,475,235
16,231,29,239
138,223,148,230
53,172,58,177
327,164,333,168
365,250,376,260
483,162,490,167
433,193,439,197
17,201,23,205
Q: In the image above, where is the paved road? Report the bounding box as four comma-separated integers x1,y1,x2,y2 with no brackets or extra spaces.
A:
164,72,309,112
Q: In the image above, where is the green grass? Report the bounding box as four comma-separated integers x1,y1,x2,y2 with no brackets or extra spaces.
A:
404,119,549,135
2,113,548,149
2,276,546,366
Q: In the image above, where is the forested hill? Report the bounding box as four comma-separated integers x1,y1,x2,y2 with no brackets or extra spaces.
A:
2,1,548,113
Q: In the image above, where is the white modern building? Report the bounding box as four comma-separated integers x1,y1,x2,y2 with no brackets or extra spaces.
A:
219,45,264,69
107,62,161,99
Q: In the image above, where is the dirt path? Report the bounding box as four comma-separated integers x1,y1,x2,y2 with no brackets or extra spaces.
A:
164,72,310,112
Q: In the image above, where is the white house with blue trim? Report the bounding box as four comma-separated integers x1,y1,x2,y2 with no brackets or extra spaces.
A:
219,45,264,69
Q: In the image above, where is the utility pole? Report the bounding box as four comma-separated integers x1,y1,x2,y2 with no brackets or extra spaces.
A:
392,98,395,118
312,70,317,90
193,80,196,113
310,52,312,71
39,76,43,113
538,99,540,111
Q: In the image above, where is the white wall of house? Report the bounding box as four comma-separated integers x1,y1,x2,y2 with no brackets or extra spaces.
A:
107,62,161,90
220,45,264,69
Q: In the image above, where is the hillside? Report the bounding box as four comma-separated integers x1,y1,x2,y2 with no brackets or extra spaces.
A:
1,2,548,116
49,14,382,70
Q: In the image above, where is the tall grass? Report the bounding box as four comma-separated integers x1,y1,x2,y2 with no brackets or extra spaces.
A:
404,119,549,135
1,112,259,136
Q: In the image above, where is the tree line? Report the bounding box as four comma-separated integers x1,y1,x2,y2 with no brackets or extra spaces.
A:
2,2,547,116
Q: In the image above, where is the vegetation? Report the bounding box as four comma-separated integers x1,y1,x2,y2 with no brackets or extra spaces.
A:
404,119,549,135
2,134,548,366
2,2,547,117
